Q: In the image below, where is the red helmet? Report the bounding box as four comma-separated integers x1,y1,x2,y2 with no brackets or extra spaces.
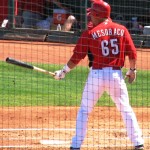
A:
90,0,103,2
90,1,111,18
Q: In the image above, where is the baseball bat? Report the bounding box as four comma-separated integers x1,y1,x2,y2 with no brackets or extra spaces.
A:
6,57,55,76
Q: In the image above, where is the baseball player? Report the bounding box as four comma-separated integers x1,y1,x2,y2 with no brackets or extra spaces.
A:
54,1,144,150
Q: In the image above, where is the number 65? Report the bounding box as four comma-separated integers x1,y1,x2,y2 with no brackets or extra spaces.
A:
101,39,119,56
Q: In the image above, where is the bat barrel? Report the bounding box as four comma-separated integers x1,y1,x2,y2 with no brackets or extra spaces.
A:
6,57,34,69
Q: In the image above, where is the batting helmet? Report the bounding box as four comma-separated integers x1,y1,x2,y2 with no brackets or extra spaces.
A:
90,1,111,18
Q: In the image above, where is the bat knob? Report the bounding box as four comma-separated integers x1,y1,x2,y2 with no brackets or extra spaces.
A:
6,57,10,62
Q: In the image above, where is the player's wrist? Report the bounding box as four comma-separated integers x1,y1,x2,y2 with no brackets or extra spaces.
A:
62,64,71,73
130,68,136,72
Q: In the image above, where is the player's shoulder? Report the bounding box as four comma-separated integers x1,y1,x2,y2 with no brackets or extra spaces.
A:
110,21,130,36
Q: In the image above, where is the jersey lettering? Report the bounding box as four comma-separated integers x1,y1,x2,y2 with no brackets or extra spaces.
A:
101,39,119,56
92,28,125,39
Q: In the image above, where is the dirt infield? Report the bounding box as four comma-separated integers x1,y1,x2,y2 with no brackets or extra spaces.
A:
0,107,150,150
0,40,150,150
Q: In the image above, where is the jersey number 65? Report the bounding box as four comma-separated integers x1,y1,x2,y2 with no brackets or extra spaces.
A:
101,39,119,56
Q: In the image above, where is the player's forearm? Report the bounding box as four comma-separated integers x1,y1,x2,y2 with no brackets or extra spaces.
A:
129,59,136,69
67,60,77,70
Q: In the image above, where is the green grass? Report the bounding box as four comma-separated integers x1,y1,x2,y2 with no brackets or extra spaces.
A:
0,61,149,107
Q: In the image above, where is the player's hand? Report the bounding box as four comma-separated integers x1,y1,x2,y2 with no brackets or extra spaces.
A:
54,65,71,80
125,68,136,84
54,70,66,80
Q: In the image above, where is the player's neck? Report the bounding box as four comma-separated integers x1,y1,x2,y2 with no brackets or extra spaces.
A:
94,18,109,26
99,18,109,23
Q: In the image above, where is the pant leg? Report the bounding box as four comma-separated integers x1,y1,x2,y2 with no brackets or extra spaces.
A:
71,70,105,148
107,70,144,146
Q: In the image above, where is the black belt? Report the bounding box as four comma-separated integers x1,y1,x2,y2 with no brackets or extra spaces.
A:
93,67,121,70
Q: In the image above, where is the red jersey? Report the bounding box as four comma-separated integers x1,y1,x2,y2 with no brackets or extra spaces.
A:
70,19,137,69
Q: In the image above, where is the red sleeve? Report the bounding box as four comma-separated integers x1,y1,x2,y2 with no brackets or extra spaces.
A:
124,28,137,59
69,31,89,65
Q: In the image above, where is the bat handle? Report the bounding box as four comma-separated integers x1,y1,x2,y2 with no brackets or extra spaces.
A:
33,66,55,76
46,71,55,76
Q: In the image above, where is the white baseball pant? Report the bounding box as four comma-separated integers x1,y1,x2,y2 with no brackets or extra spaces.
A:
71,67,144,148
